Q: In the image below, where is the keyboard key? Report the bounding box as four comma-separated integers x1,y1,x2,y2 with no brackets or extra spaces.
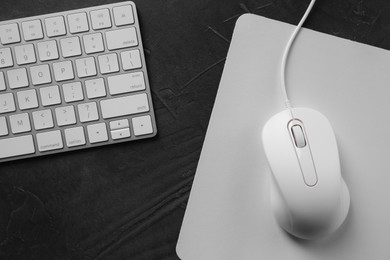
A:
7,68,29,89
132,115,153,136
14,44,36,65
107,72,145,95
17,89,39,110
78,102,99,122
111,128,130,140
55,106,76,126
60,36,82,57
0,117,8,136
10,113,31,133
100,93,149,119
0,93,16,114
65,126,86,147
87,122,108,143
37,40,59,61
106,27,138,50
67,12,89,34
113,5,134,26
98,53,119,74
32,109,54,130
75,57,97,78
53,60,74,81
0,48,14,68
0,23,20,44
45,16,66,37
85,78,106,99
109,119,129,130
22,20,44,41
40,85,61,106
83,33,104,54
0,135,35,159
0,72,6,91
109,118,131,140
36,130,63,152
90,9,112,30
30,64,52,85
121,49,142,70
62,82,84,102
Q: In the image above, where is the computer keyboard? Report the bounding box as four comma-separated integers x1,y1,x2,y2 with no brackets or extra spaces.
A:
0,1,157,162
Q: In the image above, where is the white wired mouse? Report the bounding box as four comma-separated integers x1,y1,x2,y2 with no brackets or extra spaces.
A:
262,107,350,240
261,0,350,240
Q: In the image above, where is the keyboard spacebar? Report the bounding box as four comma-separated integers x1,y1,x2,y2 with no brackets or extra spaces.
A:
100,93,150,119
0,135,35,159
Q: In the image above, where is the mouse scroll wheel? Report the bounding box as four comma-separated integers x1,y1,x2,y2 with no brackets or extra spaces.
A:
291,125,306,148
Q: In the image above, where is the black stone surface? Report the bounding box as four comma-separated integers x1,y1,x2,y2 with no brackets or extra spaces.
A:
1,0,389,259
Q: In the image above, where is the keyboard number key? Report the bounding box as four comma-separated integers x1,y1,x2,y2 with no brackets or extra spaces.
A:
90,9,112,30
68,12,89,34
65,126,86,147
32,109,54,130
37,40,59,61
14,44,36,65
0,48,14,68
10,113,31,134
113,5,134,26
132,115,153,136
45,16,66,37
87,123,108,143
0,23,21,45
0,72,6,91
36,130,63,152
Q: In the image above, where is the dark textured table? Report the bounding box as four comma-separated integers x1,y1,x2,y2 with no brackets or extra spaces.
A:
0,0,389,259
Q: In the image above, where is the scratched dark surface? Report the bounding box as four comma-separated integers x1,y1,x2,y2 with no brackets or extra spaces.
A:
0,0,390,259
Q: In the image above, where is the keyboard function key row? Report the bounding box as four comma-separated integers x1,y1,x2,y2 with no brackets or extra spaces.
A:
0,4,135,45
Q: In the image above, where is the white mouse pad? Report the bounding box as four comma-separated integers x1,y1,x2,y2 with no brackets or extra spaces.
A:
176,14,390,259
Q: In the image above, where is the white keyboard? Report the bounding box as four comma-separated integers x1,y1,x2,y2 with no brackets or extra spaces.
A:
0,1,157,162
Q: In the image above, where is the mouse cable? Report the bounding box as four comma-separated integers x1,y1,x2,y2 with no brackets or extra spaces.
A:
280,0,317,118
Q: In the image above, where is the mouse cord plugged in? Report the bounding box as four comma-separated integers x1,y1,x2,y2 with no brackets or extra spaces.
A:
280,0,317,119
